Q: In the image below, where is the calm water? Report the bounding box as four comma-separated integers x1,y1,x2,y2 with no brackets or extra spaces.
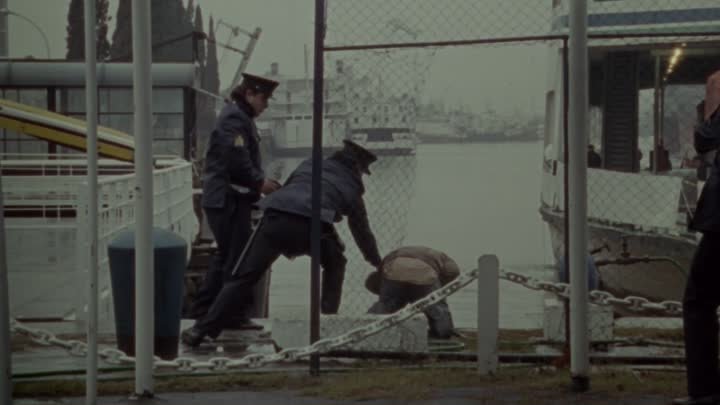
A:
266,141,554,329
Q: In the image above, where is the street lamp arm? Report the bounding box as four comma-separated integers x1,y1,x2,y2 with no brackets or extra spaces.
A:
0,8,51,58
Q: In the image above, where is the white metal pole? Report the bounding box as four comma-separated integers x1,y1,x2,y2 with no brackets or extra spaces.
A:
476,255,499,375
0,174,11,405
568,0,590,392
132,0,154,397
0,0,12,402
84,0,99,402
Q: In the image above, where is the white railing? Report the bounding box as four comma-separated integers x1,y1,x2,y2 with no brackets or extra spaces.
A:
2,156,198,321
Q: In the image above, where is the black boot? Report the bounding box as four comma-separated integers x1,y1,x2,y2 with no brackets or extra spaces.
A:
224,317,264,330
181,327,206,347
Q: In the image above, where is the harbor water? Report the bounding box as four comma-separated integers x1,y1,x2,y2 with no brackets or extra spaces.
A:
266,141,554,329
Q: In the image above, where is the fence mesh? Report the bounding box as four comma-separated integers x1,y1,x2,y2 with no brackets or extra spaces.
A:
321,0,720,361
5,0,720,382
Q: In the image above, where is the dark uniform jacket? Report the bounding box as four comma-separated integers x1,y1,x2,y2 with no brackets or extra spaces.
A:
257,154,383,266
201,99,265,209
690,109,720,233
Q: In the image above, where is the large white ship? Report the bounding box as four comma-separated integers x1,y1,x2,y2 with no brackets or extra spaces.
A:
260,58,420,156
259,62,346,157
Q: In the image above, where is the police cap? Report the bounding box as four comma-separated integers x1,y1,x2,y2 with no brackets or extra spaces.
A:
240,73,279,97
342,139,377,175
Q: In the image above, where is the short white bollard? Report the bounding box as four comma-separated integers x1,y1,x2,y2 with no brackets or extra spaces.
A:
476,254,499,375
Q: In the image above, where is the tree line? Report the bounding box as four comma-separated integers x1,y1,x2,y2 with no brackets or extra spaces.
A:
65,0,221,138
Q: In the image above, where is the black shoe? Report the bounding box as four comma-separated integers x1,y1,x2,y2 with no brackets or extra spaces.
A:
672,395,720,405
224,319,264,330
181,327,206,347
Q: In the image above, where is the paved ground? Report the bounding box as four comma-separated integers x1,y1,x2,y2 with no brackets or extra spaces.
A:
14,388,674,405
10,320,684,405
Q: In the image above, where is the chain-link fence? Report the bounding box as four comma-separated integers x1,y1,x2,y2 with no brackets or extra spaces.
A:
320,0,720,364
5,0,720,397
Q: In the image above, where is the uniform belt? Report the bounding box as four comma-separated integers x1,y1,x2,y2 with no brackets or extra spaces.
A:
230,184,251,194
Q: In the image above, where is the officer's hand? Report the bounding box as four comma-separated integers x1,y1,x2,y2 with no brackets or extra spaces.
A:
261,178,281,195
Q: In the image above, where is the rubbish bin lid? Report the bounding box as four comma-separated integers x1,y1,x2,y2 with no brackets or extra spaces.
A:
109,227,187,250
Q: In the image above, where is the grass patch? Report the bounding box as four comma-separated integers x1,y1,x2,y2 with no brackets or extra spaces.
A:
13,366,686,401
456,329,543,353
615,327,684,341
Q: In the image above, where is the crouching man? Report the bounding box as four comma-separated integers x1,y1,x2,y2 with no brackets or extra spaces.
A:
365,246,460,339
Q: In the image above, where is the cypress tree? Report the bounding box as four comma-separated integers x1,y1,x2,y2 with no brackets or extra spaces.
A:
109,0,131,60
65,0,111,61
109,0,193,62
193,5,205,65
96,0,111,60
196,15,220,148
185,0,195,29
204,16,220,96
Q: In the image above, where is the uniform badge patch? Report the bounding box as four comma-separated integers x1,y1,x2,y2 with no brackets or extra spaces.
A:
234,134,245,147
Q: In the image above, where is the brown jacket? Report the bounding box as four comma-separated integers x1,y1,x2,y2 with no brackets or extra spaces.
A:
381,246,460,287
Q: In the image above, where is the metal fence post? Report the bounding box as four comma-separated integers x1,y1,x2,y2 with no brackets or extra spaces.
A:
132,0,155,396
0,175,11,405
476,255,499,375
0,1,11,400
310,0,326,377
568,0,590,392
84,0,99,402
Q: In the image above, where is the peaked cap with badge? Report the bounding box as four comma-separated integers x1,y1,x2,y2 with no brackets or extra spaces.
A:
240,73,280,98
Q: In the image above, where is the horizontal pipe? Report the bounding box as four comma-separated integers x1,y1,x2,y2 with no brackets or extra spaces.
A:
324,31,720,53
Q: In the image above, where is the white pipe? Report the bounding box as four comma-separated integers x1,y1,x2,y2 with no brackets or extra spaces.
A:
84,0,99,402
0,0,11,401
132,0,154,396
476,255,499,375
568,0,590,391
0,175,11,405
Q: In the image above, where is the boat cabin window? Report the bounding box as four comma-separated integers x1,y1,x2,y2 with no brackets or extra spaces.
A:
543,90,556,163
637,85,704,173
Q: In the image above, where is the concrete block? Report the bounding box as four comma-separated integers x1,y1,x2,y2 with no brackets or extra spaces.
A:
272,314,428,352
543,297,613,342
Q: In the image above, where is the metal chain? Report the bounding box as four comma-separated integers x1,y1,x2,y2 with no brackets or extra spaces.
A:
9,268,481,372
499,270,683,316
10,267,685,372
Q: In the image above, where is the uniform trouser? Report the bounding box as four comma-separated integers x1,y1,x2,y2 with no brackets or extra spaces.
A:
683,231,720,398
189,193,253,324
367,279,455,339
194,210,347,338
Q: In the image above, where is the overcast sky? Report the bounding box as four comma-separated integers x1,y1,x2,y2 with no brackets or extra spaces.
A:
5,0,550,116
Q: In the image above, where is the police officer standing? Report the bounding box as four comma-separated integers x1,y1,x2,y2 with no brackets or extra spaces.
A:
365,246,460,339
182,140,383,346
674,70,720,405
188,73,281,330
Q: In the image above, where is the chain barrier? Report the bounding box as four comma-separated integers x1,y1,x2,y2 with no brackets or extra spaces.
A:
499,270,684,317
10,268,481,372
10,268,687,372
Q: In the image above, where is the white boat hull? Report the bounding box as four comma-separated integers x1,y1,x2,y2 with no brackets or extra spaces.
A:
541,206,695,302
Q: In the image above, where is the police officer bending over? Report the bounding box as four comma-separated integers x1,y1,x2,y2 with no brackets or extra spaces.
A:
187,73,281,330
365,246,460,339
674,70,720,405
182,140,383,346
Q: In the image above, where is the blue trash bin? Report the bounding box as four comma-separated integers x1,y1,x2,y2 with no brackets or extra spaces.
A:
108,227,187,359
